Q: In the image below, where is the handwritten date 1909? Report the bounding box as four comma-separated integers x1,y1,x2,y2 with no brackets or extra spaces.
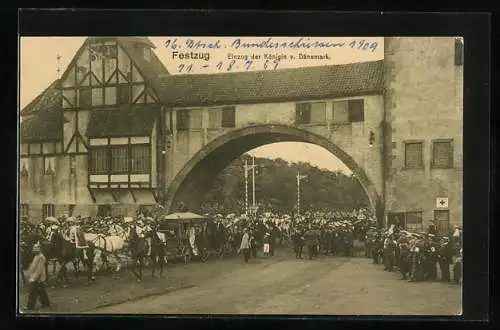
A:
178,59,280,73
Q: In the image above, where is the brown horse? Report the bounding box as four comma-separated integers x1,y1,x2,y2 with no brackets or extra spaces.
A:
49,231,96,283
144,230,167,278
125,236,149,281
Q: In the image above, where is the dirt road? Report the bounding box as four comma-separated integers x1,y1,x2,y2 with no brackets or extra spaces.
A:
90,252,462,315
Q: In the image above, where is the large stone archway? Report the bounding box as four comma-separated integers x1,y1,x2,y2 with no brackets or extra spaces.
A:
165,124,384,225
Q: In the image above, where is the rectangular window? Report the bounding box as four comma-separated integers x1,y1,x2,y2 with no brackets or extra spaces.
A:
117,84,131,105
348,99,364,122
434,210,450,236
310,102,326,123
455,38,464,66
404,142,423,169
104,87,117,105
405,211,423,232
176,111,189,131
208,109,222,129
130,145,150,173
332,101,349,123
89,147,109,174
20,204,29,219
432,140,453,168
221,107,236,128
387,212,405,227
92,88,104,107
44,157,56,174
42,204,55,219
295,103,311,124
189,109,203,129
79,87,92,108
111,146,128,173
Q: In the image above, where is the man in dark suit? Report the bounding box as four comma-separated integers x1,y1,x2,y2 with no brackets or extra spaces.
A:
305,228,317,260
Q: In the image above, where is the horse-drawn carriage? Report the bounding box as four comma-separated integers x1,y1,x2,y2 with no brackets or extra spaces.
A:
159,212,209,263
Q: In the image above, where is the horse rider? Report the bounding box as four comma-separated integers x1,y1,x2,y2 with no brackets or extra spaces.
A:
124,217,139,251
68,216,89,260
47,224,60,246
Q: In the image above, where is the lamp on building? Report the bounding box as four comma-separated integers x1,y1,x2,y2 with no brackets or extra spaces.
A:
369,131,375,148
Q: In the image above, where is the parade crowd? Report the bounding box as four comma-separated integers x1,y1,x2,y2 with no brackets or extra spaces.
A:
20,206,463,311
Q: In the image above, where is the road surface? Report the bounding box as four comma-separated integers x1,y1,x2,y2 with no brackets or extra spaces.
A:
90,252,462,315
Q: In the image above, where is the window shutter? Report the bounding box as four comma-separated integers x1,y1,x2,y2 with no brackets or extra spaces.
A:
79,88,92,108
189,109,203,129
295,103,311,124
333,101,349,123
176,111,189,131
348,99,364,122
310,102,326,123
117,84,131,105
208,109,222,128
221,107,236,128
432,141,453,168
404,142,423,169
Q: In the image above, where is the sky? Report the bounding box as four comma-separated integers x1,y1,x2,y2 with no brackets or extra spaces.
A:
20,36,383,174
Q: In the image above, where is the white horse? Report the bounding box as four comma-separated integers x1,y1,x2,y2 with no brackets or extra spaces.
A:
85,228,129,273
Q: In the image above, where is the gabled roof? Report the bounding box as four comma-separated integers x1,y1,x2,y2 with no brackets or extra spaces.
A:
154,60,384,107
20,80,61,117
20,79,63,142
86,105,159,138
118,38,169,89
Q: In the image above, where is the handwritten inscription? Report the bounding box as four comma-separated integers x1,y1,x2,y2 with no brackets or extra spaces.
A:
165,37,380,74
178,59,281,74
165,38,378,52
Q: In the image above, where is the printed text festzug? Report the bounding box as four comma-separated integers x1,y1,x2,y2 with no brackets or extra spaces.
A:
172,51,210,61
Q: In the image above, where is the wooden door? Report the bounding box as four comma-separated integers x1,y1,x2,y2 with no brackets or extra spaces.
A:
434,210,450,235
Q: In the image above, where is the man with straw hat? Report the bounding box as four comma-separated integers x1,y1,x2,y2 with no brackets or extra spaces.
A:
24,242,51,311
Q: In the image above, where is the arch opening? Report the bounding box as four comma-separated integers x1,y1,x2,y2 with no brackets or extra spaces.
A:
165,124,384,226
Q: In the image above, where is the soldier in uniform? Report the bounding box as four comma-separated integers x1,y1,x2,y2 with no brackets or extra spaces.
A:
424,234,438,281
409,235,425,282
438,236,453,282
396,234,411,280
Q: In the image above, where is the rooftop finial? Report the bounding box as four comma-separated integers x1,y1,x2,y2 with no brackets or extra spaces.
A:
56,53,62,79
